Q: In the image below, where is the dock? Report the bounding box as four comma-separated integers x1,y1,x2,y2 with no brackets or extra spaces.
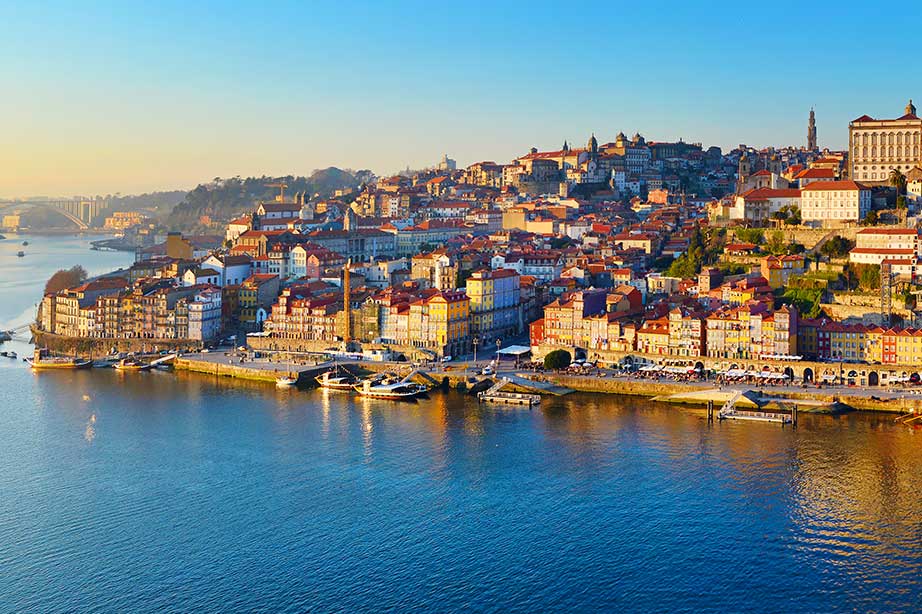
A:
478,377,542,406
714,390,796,425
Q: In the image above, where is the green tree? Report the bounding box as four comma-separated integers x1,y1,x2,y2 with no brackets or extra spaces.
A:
820,235,854,259
735,228,764,244
543,349,572,371
765,230,787,255
44,265,88,295
863,210,879,225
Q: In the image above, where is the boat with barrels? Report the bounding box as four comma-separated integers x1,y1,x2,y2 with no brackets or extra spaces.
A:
26,349,92,370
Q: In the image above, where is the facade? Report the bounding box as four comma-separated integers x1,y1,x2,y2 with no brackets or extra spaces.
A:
800,181,871,226
187,287,223,341
465,268,521,340
849,100,922,183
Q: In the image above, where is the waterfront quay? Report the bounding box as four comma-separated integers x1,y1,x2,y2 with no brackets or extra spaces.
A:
169,348,922,414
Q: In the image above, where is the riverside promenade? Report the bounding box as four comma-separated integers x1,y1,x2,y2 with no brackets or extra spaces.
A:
171,350,922,414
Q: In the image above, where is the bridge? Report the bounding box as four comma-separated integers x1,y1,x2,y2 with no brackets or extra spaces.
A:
0,197,108,229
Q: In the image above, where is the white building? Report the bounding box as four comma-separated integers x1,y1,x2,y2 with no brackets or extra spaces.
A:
849,228,921,265
201,254,252,287
730,188,801,224
187,287,223,341
182,268,220,287
800,181,871,227
849,100,922,183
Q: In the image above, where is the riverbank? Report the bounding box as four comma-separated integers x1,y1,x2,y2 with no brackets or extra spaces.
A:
544,373,919,413
171,352,921,414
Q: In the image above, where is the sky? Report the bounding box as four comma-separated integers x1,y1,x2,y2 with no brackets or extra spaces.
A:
2,0,921,197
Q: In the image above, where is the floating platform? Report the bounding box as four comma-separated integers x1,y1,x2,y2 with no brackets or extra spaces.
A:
478,390,541,406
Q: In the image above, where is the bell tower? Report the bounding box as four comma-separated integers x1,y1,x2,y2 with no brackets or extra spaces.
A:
807,107,817,150
906,99,917,117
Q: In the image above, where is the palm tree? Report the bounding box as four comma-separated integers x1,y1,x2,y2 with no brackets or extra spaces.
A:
889,169,908,216
889,168,907,195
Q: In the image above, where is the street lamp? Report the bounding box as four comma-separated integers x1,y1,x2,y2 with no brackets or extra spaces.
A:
472,336,479,365
496,338,502,364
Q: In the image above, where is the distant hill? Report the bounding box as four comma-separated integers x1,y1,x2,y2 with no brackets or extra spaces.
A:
168,168,362,228
106,190,188,214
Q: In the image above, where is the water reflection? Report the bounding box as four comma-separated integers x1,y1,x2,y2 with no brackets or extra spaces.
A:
5,366,922,612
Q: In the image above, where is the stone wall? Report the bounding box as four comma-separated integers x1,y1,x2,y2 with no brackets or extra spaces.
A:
31,327,197,358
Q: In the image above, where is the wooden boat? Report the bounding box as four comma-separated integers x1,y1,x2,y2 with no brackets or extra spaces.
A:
315,368,358,390
114,357,152,372
17,251,25,257
27,349,92,370
353,379,429,400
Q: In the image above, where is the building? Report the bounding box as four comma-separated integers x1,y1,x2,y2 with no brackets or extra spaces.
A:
104,211,146,230
239,274,280,328
807,107,817,151
465,268,521,340
849,100,922,183
800,181,871,227
760,255,806,289
187,287,223,341
849,228,920,265
201,254,253,287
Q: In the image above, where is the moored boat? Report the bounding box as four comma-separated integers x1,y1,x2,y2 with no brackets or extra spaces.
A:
315,368,358,390
353,379,429,400
17,251,25,257
276,375,298,387
27,349,92,370
114,357,152,372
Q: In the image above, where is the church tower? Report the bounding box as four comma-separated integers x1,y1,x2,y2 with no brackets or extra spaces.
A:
587,133,598,157
737,153,751,192
807,108,817,150
906,99,917,117
769,153,782,176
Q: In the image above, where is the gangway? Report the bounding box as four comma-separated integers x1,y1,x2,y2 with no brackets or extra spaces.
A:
478,377,541,407
148,353,178,367
718,389,793,424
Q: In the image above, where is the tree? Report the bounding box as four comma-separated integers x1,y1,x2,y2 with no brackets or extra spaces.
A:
765,230,787,255
820,235,854,259
863,210,879,225
735,228,764,244
889,168,907,195
44,265,88,295
543,349,571,371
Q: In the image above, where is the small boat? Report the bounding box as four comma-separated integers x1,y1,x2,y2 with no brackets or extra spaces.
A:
21,240,28,246
27,349,92,370
276,375,298,388
353,379,429,400
16,251,25,257
315,368,358,390
114,357,152,371
0,351,17,359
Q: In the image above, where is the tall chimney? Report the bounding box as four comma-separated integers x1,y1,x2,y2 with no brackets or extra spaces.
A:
343,259,352,343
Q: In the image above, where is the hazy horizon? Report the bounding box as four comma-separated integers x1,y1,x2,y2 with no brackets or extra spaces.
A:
4,1,921,196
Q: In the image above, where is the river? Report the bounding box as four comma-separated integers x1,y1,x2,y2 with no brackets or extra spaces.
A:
1,235,921,613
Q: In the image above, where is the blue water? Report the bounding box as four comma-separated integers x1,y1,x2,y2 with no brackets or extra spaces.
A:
1,236,921,612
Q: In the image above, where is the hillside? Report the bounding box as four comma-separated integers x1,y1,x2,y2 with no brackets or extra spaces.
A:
168,168,363,228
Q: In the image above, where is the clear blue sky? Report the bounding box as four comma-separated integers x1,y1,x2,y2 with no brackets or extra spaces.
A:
2,0,919,196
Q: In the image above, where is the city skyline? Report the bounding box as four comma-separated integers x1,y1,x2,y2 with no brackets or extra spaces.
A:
4,1,922,196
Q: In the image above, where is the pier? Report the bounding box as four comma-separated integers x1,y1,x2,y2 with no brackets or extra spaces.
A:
478,378,542,406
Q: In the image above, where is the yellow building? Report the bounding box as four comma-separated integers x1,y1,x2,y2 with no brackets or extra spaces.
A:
426,290,470,355
2,214,20,230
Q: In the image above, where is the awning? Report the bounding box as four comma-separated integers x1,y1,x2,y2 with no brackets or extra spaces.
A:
497,345,532,356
